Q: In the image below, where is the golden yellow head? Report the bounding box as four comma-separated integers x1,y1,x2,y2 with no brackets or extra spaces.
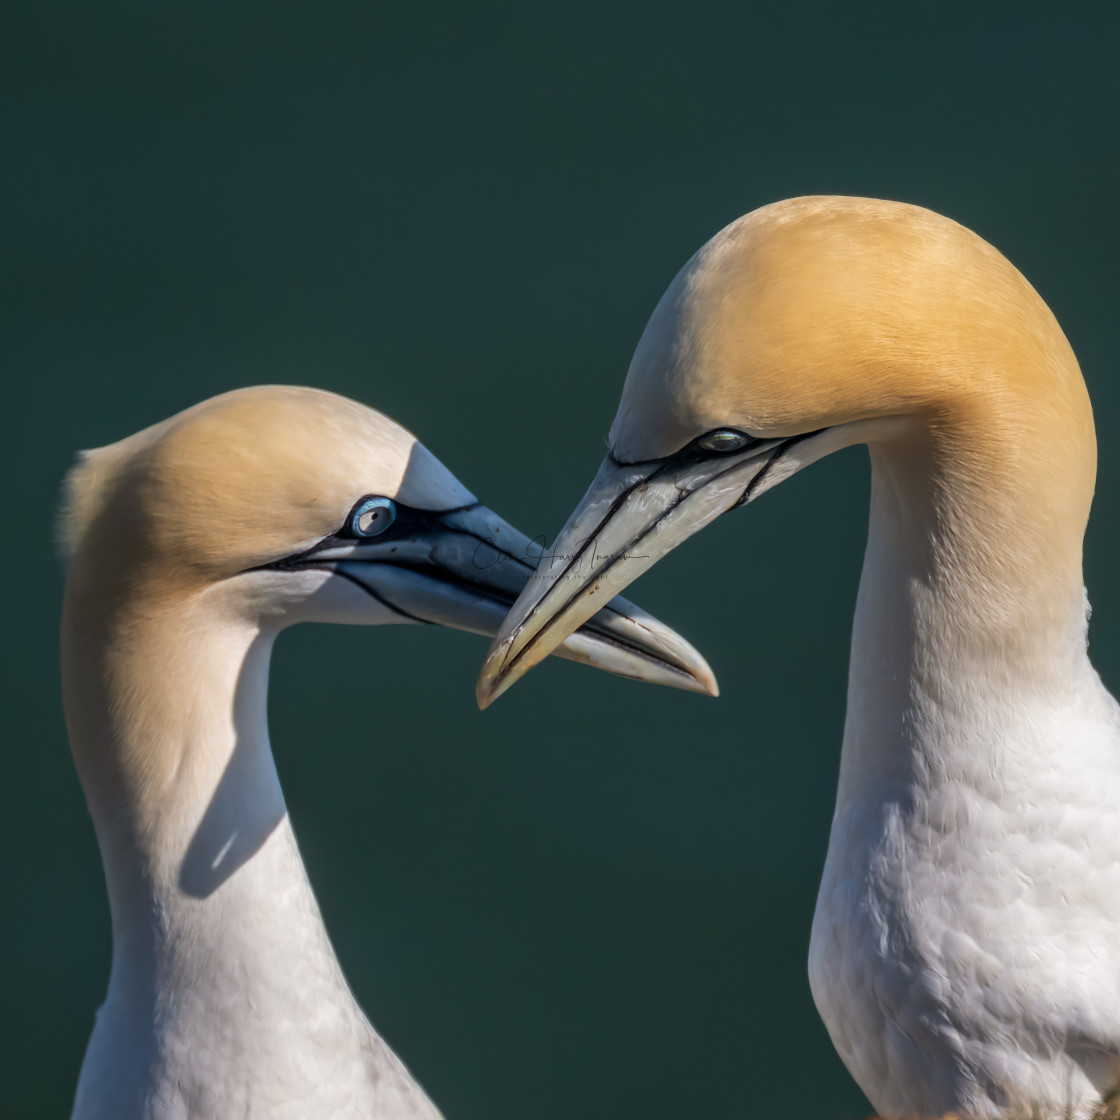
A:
612,195,1088,461
60,385,474,593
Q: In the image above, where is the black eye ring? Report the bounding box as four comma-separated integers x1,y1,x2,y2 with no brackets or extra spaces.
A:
349,496,397,537
694,429,754,453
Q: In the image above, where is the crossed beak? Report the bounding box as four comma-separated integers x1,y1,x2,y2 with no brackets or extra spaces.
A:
476,430,828,708
294,501,719,696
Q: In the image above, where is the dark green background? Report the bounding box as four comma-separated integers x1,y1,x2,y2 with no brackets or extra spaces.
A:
6,3,1120,1117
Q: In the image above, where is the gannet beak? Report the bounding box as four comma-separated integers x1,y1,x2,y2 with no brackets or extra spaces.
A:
476,435,816,707
303,502,717,697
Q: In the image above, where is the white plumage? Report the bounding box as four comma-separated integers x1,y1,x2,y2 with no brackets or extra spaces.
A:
479,197,1120,1118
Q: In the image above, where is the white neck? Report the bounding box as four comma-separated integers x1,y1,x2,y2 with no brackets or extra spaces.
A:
62,583,438,1118
836,429,1095,809
64,594,291,951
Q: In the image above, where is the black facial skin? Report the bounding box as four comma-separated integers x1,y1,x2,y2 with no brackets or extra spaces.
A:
273,498,482,562
603,425,826,519
258,499,489,622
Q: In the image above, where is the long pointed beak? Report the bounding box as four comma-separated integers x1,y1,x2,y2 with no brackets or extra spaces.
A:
311,503,717,697
476,435,813,708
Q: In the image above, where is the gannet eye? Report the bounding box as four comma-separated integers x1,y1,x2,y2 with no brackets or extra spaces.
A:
350,496,397,537
695,429,752,453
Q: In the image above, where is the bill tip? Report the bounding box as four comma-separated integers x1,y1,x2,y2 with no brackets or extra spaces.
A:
475,662,512,710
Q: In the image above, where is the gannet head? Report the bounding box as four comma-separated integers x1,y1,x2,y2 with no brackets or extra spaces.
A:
61,385,715,693
476,196,1095,705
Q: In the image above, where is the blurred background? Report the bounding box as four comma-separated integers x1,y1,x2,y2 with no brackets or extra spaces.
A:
5,2,1120,1116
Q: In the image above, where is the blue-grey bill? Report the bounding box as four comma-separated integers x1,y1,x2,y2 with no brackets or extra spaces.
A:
315,502,718,700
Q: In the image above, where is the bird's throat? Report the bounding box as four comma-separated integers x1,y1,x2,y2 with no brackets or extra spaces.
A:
836,411,1095,805
61,578,296,970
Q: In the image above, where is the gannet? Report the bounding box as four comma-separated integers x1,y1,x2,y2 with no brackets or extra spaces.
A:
477,197,1120,1118
61,385,715,1120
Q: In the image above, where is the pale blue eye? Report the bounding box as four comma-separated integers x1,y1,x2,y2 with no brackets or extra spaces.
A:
351,496,397,537
696,429,750,453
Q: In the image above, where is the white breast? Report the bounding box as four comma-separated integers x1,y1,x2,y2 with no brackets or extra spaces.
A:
809,654,1120,1118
